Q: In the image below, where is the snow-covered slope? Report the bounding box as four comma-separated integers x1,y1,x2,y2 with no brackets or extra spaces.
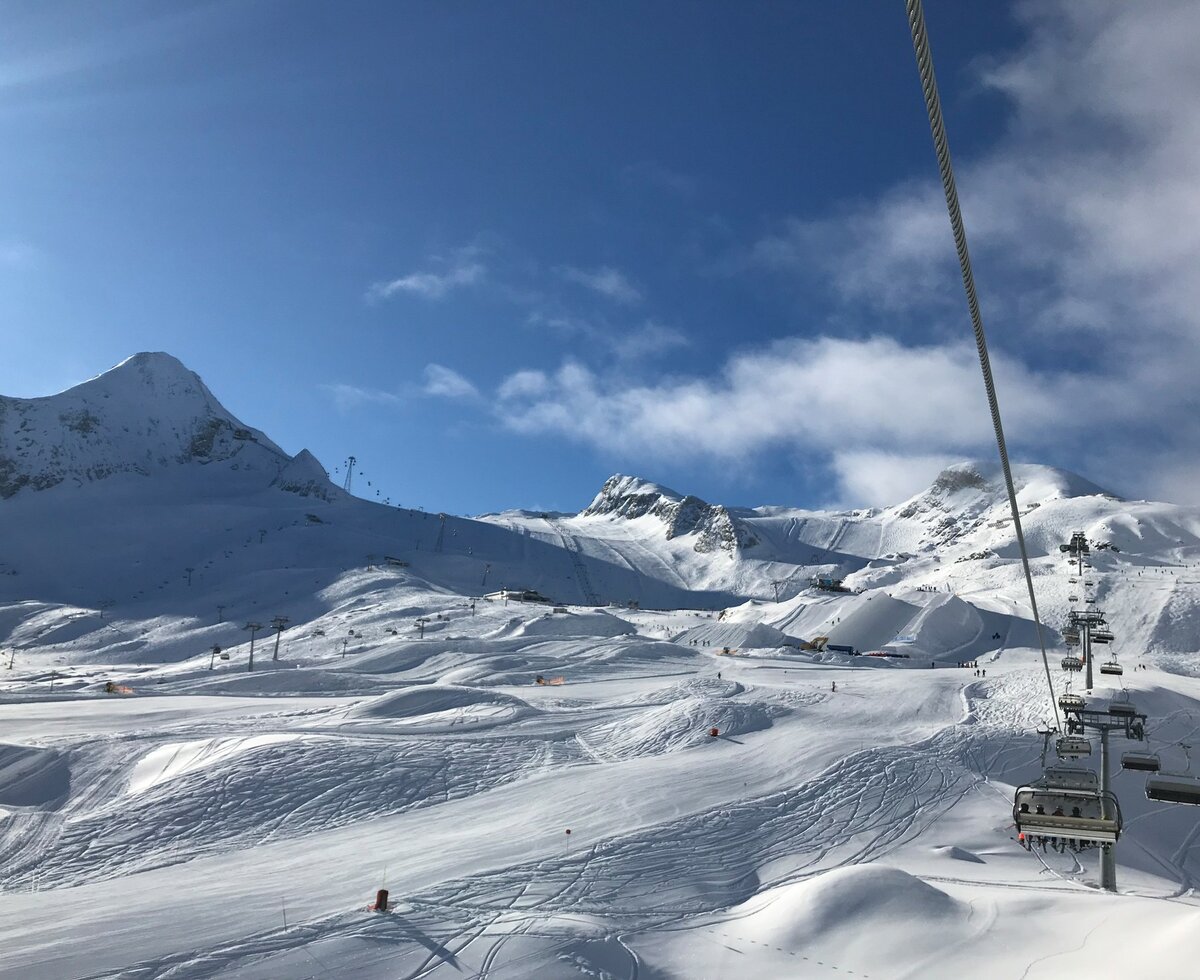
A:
5,353,1200,671
6,353,1200,978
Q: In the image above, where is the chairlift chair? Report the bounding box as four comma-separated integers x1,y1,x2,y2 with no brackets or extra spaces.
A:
1013,786,1121,844
1145,774,1200,805
1144,745,1200,804
1108,700,1137,718
1061,657,1083,672
1121,751,1161,773
1058,693,1086,713
1068,595,1080,602
1056,736,1093,760
1092,630,1114,643
1040,766,1098,792
1100,661,1123,676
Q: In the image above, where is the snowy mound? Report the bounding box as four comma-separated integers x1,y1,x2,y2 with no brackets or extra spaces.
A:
673,620,798,649
930,844,986,864
0,743,69,807
128,735,302,796
346,685,531,720
579,695,778,759
895,592,983,656
615,675,743,707
187,666,388,696
496,610,637,639
730,864,971,955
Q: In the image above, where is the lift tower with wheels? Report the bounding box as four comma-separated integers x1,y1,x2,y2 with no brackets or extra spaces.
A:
1054,697,1148,892
1068,608,1108,692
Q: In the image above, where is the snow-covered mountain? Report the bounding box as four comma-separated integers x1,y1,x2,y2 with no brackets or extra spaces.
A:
4,352,1200,671
581,474,758,554
0,353,296,498
7,353,1200,979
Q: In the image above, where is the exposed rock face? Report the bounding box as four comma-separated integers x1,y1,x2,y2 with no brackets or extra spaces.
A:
583,475,758,554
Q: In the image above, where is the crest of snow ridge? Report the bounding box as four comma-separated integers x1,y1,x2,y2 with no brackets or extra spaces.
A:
583,474,758,554
889,460,1117,550
0,352,334,500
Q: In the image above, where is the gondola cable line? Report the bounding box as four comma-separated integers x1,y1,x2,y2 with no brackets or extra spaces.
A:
903,0,1059,733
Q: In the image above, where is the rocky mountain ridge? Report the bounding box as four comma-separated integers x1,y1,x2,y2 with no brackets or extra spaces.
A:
0,352,335,501
583,474,759,554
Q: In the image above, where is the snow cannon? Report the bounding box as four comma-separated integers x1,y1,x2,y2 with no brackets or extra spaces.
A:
371,889,389,913
709,727,720,738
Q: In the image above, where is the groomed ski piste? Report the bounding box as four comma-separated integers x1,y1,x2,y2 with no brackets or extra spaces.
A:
3,354,1200,978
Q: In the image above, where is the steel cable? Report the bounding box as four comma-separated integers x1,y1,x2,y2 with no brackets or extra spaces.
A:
904,0,1061,732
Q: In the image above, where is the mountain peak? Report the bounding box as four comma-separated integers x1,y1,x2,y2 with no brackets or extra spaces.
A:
922,460,1114,504
582,473,757,554
583,474,685,517
1,352,288,498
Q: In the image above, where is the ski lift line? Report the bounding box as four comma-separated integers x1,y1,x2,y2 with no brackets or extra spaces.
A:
905,0,1059,731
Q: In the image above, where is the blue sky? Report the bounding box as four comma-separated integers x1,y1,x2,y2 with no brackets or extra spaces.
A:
4,1,1200,514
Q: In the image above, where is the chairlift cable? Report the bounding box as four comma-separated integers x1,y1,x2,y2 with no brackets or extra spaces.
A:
904,0,1060,732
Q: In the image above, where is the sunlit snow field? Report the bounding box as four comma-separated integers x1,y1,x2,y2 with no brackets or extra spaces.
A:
4,574,1200,978
4,355,1200,978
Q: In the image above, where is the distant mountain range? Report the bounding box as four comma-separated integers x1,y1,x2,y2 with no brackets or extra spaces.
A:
3,353,1199,671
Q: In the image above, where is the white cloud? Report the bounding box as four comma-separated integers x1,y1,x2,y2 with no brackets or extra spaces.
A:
828,451,961,509
320,383,403,411
609,320,689,360
557,265,642,305
367,247,485,302
497,369,549,400
422,363,479,400
737,0,1200,504
493,335,1114,464
526,311,688,362
347,4,1200,507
